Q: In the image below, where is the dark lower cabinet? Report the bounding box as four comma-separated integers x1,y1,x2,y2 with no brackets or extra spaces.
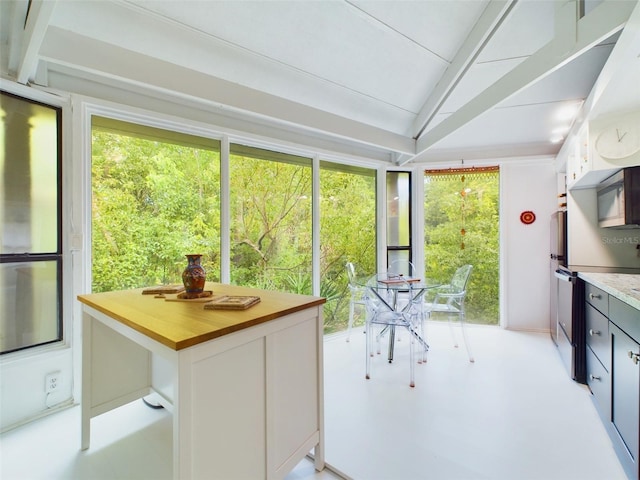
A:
586,295,611,424
586,341,610,424
611,323,639,479
610,296,640,480
584,283,640,480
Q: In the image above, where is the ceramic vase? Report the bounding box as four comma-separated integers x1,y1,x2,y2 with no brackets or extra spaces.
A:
182,254,206,293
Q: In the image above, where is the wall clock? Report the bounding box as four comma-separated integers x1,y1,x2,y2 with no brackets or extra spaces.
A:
595,120,640,160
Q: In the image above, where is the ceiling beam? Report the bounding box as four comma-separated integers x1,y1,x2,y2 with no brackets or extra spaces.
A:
16,0,56,84
39,26,415,156
411,0,517,140
6,1,28,74
409,0,635,164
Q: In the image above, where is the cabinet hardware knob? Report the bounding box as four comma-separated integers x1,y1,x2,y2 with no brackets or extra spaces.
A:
629,351,640,365
589,329,601,336
589,374,601,381
589,293,602,300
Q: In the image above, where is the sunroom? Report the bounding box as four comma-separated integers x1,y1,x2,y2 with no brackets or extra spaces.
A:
1,1,639,479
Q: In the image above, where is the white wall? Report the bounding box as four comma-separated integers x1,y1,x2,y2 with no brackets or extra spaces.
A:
501,160,558,331
0,348,74,429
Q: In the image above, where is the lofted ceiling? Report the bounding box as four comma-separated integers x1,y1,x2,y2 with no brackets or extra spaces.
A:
1,0,638,166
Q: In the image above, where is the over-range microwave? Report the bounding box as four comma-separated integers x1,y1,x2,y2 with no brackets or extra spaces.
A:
597,166,640,228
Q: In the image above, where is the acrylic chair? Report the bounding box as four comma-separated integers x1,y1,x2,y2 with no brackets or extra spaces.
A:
364,274,428,387
422,264,474,363
345,262,367,342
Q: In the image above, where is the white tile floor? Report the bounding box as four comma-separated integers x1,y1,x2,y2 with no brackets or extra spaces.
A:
0,388,339,480
323,322,627,480
0,321,628,480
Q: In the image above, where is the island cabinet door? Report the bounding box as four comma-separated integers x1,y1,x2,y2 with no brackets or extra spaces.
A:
267,313,322,478
182,334,267,480
610,322,639,480
175,306,323,480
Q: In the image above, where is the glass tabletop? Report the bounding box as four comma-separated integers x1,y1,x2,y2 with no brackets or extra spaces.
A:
357,273,440,290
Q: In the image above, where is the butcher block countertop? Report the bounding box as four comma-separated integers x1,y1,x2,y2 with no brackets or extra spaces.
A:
78,282,326,350
578,273,640,311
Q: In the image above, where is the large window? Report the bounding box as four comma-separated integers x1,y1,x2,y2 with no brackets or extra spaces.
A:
229,144,312,293
1,91,62,354
91,121,379,335
424,167,500,324
319,161,376,334
91,117,221,291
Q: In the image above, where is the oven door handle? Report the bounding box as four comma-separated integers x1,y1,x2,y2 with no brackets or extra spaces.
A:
554,270,575,282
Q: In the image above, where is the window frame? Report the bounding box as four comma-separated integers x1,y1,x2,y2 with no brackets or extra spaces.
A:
385,170,412,269
0,90,64,355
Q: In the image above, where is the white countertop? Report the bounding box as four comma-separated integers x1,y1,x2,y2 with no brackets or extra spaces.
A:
578,273,640,311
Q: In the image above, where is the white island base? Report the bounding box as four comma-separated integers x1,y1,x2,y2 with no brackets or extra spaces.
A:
79,283,325,480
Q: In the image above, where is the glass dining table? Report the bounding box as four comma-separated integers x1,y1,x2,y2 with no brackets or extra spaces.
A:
359,273,440,363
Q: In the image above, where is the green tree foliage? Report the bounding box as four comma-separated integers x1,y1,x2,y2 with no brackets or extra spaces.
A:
92,131,376,333
92,129,496,330
228,155,377,333
229,155,312,292
424,173,500,324
319,168,376,333
91,131,220,292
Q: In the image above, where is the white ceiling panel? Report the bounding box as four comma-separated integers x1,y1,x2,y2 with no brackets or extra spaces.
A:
477,0,556,61
427,100,577,150
2,0,637,164
126,0,447,111
502,41,616,106
351,0,489,61
439,56,527,114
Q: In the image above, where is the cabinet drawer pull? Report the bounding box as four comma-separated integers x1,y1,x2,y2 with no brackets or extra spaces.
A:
589,374,601,381
628,351,640,365
589,329,601,336
589,293,602,301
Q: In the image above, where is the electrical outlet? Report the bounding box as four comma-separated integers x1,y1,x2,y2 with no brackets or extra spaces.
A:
45,372,61,393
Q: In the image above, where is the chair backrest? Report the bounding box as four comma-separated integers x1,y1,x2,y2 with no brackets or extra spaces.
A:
388,260,417,278
450,264,473,294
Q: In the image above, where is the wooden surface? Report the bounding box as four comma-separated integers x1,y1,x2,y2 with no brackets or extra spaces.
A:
78,282,325,350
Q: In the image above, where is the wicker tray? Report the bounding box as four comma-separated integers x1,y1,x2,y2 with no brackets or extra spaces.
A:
204,295,261,310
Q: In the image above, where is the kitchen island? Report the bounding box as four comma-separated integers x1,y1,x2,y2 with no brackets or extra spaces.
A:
78,282,326,480
579,273,640,480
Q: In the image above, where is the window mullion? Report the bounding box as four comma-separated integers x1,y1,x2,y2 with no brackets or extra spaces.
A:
220,135,231,284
